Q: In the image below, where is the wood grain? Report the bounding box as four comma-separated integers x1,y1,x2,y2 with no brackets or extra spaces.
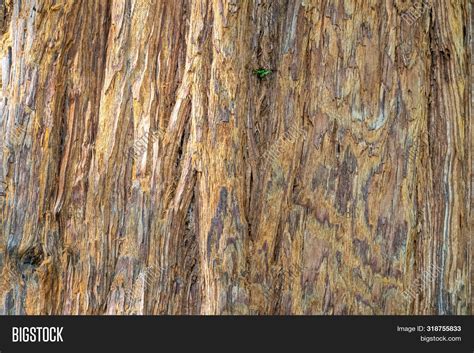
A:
0,0,471,315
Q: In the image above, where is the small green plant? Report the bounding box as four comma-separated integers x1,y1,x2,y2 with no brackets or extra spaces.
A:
253,68,272,79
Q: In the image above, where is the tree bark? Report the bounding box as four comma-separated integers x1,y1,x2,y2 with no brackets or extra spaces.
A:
0,0,471,315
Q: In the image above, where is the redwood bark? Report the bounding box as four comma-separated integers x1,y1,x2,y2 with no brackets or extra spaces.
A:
0,0,471,315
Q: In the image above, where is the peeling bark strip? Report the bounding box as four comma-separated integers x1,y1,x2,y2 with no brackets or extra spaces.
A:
0,0,471,315
401,0,432,25
127,128,165,161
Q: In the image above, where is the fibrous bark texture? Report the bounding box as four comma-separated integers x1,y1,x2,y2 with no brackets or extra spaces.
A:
0,0,472,315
